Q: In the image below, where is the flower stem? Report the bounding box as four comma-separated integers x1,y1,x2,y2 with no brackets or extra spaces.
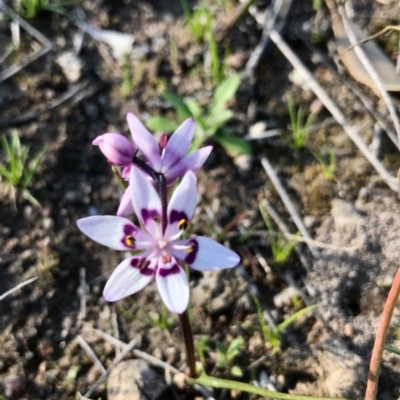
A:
133,156,158,182
365,267,400,400
179,310,197,378
156,173,168,234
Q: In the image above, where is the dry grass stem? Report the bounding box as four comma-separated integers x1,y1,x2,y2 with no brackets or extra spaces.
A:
0,276,38,301
338,6,400,145
76,335,106,375
244,0,293,78
230,229,362,252
78,268,86,320
260,157,319,258
0,1,53,82
269,29,398,193
345,25,400,53
83,338,137,398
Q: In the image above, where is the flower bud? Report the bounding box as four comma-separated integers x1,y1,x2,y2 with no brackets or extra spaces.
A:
92,133,135,166
159,134,169,149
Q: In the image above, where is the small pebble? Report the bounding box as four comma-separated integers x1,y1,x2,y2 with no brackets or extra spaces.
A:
56,51,83,83
4,375,25,396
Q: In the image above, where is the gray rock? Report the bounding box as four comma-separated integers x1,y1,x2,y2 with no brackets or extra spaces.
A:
107,359,167,400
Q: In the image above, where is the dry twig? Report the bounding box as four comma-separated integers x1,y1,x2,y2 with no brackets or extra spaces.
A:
365,267,400,400
291,28,400,150
0,1,53,82
244,0,292,78
260,157,319,258
76,335,106,375
82,327,215,399
0,277,38,301
0,79,99,126
338,5,400,146
344,25,400,53
78,268,86,320
228,229,362,252
83,338,137,398
269,29,398,192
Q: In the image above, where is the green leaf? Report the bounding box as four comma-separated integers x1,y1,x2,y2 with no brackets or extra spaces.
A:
162,92,193,120
145,116,179,133
0,163,13,181
22,189,41,208
214,131,252,155
275,304,318,334
227,337,244,361
216,342,228,355
23,147,46,187
211,74,240,112
186,100,202,118
210,109,234,128
384,344,400,356
230,365,243,377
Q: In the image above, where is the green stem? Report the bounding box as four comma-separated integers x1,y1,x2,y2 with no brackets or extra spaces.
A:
186,374,356,400
179,310,197,378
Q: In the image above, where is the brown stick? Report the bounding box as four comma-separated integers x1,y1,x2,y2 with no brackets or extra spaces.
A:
365,267,400,400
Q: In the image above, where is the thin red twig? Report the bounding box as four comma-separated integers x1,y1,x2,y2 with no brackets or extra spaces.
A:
365,267,400,400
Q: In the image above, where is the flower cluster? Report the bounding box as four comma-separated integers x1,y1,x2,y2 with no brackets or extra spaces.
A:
77,113,240,314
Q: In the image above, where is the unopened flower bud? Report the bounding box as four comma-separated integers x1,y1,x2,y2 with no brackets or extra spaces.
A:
92,133,135,166
159,134,169,149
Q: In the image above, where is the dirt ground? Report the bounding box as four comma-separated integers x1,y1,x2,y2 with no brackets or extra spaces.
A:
1,0,400,399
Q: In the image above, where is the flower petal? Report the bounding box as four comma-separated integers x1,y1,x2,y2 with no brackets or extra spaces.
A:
77,216,150,250
117,187,134,217
121,164,132,180
171,237,240,271
127,112,161,170
165,171,197,238
103,256,155,302
165,146,213,185
161,118,195,173
156,258,189,314
92,133,135,166
130,166,162,229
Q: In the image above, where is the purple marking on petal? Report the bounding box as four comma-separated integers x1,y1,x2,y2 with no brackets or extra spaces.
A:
121,224,136,248
130,258,154,276
124,224,135,235
159,263,180,277
185,239,199,264
130,258,141,268
169,210,188,224
141,209,160,224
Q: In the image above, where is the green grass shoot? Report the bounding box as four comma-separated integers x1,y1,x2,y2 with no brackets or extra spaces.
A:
19,0,79,17
259,204,299,264
287,97,317,150
251,292,317,353
311,148,337,180
0,130,45,208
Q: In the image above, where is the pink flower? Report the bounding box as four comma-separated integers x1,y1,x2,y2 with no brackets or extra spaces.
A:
117,113,212,217
77,166,240,314
92,133,135,166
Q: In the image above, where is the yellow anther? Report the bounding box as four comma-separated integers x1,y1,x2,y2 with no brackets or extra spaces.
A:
184,242,194,253
125,235,135,247
178,219,188,230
